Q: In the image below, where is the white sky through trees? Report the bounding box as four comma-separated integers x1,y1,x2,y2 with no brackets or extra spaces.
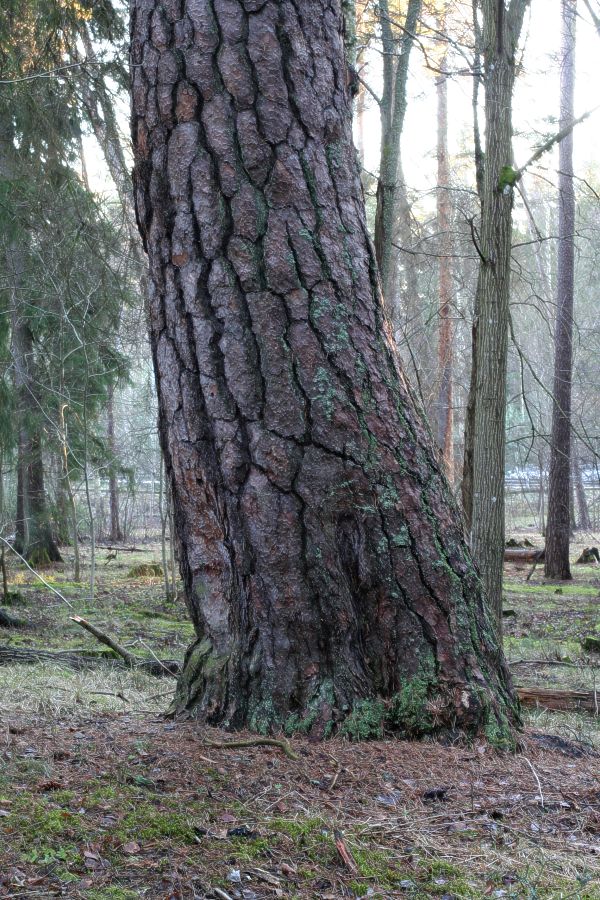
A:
82,2,600,241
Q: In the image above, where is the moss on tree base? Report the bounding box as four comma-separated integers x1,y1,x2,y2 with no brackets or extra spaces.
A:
167,639,519,749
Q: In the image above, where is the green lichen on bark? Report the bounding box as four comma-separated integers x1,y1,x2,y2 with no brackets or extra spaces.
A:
341,699,386,741
284,679,336,736
167,638,229,719
387,672,435,738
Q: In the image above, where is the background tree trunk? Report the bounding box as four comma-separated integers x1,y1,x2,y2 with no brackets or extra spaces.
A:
545,0,577,580
435,54,454,481
1,113,61,565
573,450,591,530
467,0,529,631
131,0,516,740
373,0,422,307
107,382,124,543
10,282,60,564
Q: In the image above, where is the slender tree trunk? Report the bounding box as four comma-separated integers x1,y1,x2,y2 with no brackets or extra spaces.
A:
131,0,517,740
355,79,366,170
107,382,124,543
82,374,95,598
159,453,174,602
25,428,61,566
538,450,546,535
0,449,8,603
167,481,177,600
462,1,484,531
15,428,28,553
468,0,529,631
373,0,422,306
545,0,576,580
573,451,591,530
435,56,454,481
58,403,80,581
392,159,427,398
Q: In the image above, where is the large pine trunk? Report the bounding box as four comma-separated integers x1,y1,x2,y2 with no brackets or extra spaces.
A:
130,0,516,740
545,0,576,580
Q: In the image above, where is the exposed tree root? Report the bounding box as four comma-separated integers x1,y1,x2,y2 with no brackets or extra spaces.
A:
203,737,300,760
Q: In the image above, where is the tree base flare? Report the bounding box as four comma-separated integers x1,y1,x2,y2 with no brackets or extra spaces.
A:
168,638,519,749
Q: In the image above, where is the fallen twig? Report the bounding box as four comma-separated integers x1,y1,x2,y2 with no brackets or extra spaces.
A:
203,737,299,760
137,637,178,678
144,688,176,701
87,690,129,702
212,888,234,900
523,756,544,809
328,754,342,791
70,616,136,667
333,829,358,873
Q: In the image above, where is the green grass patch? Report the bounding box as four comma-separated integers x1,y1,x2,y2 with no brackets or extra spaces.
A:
504,581,599,597
115,803,196,844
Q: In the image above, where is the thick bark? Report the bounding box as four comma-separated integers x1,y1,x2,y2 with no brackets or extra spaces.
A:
131,0,516,740
373,0,422,306
468,0,529,631
545,0,576,580
435,58,453,481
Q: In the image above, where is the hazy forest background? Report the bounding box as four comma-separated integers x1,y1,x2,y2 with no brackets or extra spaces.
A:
4,1,600,898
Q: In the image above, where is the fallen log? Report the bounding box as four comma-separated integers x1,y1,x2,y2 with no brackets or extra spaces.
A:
0,645,180,677
504,548,545,564
0,608,26,629
517,686,599,715
575,547,600,565
96,545,145,553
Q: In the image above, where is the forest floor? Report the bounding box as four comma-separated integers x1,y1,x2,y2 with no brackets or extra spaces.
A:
1,536,600,899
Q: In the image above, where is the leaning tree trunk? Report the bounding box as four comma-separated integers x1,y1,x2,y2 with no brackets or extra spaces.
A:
545,0,576,580
131,0,517,741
